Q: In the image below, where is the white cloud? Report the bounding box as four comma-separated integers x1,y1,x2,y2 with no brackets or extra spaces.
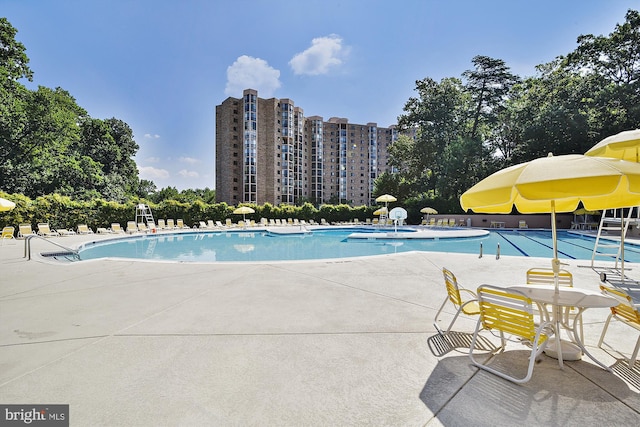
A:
179,156,200,164
289,34,348,76
146,157,161,163
138,165,170,180
225,55,281,98
178,169,200,178
144,133,160,139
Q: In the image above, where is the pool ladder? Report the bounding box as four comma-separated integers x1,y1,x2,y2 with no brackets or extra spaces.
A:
478,242,500,259
24,235,80,261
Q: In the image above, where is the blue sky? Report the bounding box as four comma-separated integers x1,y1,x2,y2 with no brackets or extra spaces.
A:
3,0,637,190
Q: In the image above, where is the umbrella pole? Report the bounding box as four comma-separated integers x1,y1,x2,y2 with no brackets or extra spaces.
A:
621,212,625,280
550,201,565,368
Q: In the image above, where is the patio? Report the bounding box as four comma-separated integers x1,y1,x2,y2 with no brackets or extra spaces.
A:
1,234,639,425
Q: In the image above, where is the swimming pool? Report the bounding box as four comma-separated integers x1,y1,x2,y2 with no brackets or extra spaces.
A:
75,227,640,263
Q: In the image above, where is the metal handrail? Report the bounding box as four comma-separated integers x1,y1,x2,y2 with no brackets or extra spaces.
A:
24,234,80,260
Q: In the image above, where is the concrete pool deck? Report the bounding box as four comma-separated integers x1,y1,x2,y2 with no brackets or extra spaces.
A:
1,232,640,426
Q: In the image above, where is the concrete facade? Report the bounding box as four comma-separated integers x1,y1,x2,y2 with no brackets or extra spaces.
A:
215,89,397,207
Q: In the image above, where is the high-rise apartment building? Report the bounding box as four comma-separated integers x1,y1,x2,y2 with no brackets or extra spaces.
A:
215,89,398,206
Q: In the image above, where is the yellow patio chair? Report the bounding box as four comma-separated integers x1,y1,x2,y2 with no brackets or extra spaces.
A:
18,223,35,238
37,223,59,237
598,285,640,369
166,219,176,229
469,285,553,384
156,219,166,230
519,220,528,228
177,219,189,229
434,268,480,335
1,226,15,244
526,267,582,340
137,222,149,233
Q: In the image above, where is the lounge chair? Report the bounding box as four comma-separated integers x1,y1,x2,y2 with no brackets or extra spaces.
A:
77,224,94,234
156,219,166,230
37,223,59,237
199,221,208,229
18,224,35,238
519,220,528,228
434,268,480,335
111,223,125,234
97,227,111,234
137,222,149,233
57,228,76,236
1,226,15,245
216,220,224,228
207,220,216,228
225,218,234,227
598,285,640,368
469,285,554,384
166,219,176,229
126,221,138,234
176,219,189,229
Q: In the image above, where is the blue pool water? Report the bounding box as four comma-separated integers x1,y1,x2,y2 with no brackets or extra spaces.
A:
75,228,640,263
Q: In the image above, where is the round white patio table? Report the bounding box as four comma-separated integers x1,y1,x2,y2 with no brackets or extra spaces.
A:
508,284,617,370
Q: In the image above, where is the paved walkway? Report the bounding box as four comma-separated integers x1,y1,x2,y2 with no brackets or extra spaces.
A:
1,233,639,426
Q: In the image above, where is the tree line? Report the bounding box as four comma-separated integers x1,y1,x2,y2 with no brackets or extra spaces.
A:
377,9,640,213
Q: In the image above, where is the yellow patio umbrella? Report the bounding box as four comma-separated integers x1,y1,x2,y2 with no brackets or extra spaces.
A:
373,207,388,216
420,207,438,222
460,153,640,276
0,197,16,212
572,208,600,228
585,129,640,162
376,193,396,204
585,130,640,253
233,206,255,224
375,194,397,214
461,153,640,365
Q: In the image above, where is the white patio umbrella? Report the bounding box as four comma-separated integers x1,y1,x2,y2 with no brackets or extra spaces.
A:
0,197,16,212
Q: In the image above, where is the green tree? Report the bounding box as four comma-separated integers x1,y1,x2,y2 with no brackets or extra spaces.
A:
564,9,640,134
462,55,520,140
396,77,471,196
0,17,33,82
